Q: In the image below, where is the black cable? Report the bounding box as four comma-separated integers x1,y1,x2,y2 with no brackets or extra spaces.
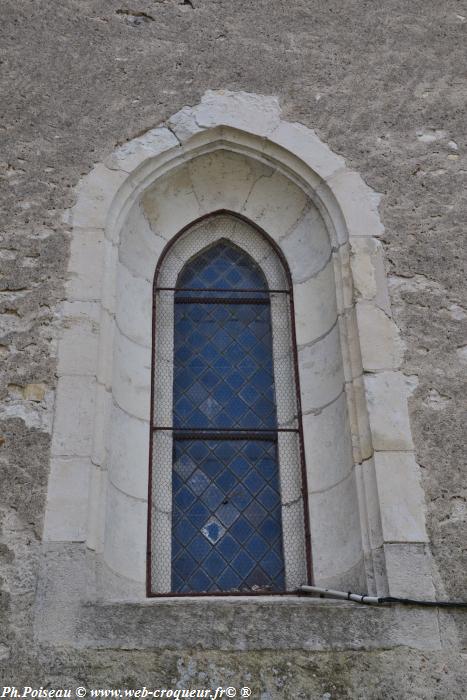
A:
299,585,467,608
378,596,467,608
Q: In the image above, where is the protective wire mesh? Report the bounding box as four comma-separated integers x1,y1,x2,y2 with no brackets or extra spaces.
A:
150,218,307,594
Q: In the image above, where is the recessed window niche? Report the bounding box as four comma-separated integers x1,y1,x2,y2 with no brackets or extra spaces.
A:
37,91,434,647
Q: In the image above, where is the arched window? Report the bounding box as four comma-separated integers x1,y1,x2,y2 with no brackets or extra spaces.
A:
149,214,309,595
39,93,434,640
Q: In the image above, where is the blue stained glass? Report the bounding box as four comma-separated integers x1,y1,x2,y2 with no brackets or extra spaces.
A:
186,501,210,527
187,569,212,592
202,518,225,544
217,469,237,493
257,457,277,482
203,456,224,479
173,517,196,546
214,442,236,461
201,483,224,510
245,533,269,560
177,241,268,296
174,485,196,510
258,516,282,543
170,241,285,593
244,471,267,496
257,485,280,509
217,533,242,559
173,304,276,429
203,550,227,577
212,383,236,405
216,501,241,528
245,566,276,589
189,534,212,562
229,484,252,510
243,500,268,528
260,551,284,577
230,518,254,544
187,442,210,460
200,369,221,390
238,384,261,406
173,551,197,578
187,469,210,495
231,551,255,577
217,567,243,590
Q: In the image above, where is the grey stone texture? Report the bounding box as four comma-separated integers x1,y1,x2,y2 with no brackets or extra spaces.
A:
1,0,466,696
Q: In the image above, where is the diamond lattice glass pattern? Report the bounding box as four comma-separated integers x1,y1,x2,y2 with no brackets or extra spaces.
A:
170,240,286,593
177,242,269,299
172,439,285,593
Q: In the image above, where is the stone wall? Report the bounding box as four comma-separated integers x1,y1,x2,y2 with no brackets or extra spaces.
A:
1,1,466,697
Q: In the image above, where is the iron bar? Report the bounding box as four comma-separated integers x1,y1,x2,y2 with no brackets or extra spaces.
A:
173,431,278,442
152,425,299,433
175,296,270,305
156,286,290,294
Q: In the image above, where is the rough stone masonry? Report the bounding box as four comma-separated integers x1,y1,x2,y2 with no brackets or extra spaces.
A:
0,1,466,698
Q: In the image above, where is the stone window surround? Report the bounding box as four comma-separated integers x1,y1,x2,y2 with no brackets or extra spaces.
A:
38,89,435,627
150,214,308,594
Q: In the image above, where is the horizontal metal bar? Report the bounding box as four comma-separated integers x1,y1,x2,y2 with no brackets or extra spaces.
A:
152,426,299,433
148,589,291,598
156,286,290,294
174,432,278,442
175,296,270,305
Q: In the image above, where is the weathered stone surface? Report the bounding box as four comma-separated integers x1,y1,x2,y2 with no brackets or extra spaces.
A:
318,170,384,240
298,323,344,411
57,301,100,376
281,206,331,280
51,376,96,457
242,169,308,237
2,646,467,700
194,89,282,135
364,372,414,451
119,203,167,282
374,451,429,543
110,403,150,501
1,0,466,693
293,261,338,345
66,229,105,301
142,167,201,239
189,150,272,214
112,330,151,421
104,483,147,585
268,120,346,180
35,544,441,652
115,262,152,348
105,127,179,173
384,543,436,599
42,457,91,542
350,237,391,314
356,302,404,370
303,392,353,493
71,164,127,229
21,383,47,402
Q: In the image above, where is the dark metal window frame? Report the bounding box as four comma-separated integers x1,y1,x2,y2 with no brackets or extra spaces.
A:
146,210,313,597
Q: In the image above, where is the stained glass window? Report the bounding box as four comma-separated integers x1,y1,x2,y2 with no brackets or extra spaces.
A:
170,241,286,593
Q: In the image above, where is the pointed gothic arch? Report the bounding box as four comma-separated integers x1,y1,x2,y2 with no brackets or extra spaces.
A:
39,92,433,644
149,213,310,595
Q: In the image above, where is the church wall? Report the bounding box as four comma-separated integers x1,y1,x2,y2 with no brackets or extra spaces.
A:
1,1,465,696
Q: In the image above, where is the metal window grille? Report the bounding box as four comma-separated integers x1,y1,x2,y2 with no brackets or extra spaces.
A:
148,221,310,596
